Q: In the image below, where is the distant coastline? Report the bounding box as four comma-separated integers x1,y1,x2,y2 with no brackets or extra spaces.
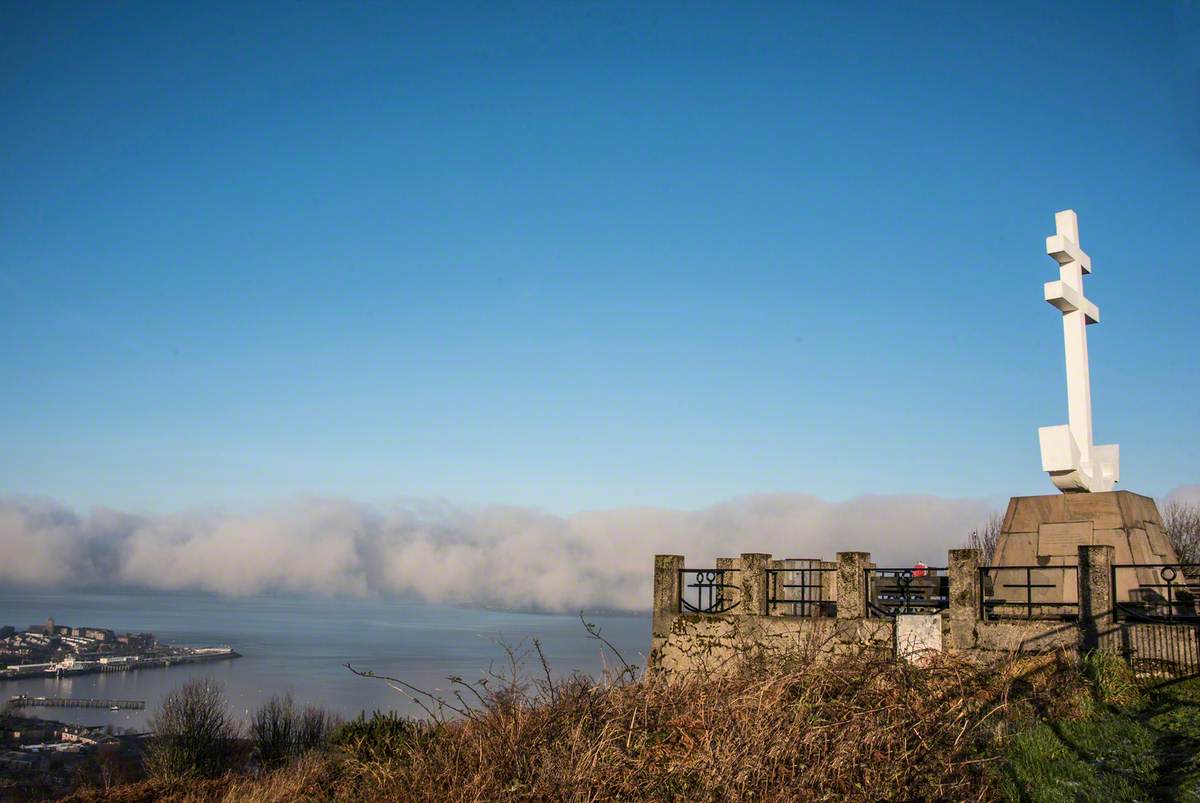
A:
1,616,240,683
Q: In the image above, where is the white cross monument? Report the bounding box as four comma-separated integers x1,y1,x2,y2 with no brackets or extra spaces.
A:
1038,209,1119,493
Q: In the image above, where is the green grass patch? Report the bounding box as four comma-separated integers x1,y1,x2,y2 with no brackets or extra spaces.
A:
999,664,1200,803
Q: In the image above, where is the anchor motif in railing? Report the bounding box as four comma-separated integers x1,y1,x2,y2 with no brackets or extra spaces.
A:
678,569,741,614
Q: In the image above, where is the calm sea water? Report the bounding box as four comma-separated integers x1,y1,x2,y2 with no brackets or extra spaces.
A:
0,590,648,730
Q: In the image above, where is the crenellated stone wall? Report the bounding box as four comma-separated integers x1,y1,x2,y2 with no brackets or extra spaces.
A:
649,544,1200,677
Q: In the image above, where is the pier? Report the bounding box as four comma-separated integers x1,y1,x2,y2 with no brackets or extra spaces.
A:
9,695,145,710
2,647,241,681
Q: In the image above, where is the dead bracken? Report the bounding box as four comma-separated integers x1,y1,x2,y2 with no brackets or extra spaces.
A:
58,641,1091,803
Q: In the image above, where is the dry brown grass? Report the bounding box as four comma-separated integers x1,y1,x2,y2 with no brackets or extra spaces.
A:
60,644,1088,803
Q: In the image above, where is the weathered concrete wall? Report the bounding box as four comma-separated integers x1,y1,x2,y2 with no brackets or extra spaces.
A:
966,620,1081,655
651,540,1200,677
953,617,1200,666
650,550,895,675
650,613,893,675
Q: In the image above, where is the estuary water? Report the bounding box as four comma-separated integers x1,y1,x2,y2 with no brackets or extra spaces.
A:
0,590,648,730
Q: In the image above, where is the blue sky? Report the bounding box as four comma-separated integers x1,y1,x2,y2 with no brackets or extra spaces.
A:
2,1,1197,515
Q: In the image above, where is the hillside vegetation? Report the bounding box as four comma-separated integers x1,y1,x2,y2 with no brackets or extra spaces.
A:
53,639,1200,803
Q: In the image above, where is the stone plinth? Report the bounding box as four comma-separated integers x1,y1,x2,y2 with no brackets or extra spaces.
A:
992,491,1176,604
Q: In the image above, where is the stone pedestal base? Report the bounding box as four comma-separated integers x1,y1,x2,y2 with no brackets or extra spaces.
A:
992,491,1176,604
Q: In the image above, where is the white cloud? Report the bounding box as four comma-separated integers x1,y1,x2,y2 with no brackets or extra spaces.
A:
0,493,994,611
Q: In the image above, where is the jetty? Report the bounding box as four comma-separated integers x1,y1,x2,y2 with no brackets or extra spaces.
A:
2,646,241,681
9,695,145,710
2,617,241,682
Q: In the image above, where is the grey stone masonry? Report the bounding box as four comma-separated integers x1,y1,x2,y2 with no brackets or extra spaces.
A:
653,555,684,639
651,535,1200,678
947,549,981,650
836,552,872,620
740,553,771,616
716,557,742,610
1078,544,1115,651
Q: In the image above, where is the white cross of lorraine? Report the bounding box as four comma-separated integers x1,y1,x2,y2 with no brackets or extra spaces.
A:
1038,209,1119,493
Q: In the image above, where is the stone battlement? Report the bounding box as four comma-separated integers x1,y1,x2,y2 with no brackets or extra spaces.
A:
650,545,1200,677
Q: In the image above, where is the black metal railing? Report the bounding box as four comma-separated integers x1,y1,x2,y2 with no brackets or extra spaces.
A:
979,565,1079,621
678,569,740,614
1113,564,1200,623
866,568,948,618
767,567,836,617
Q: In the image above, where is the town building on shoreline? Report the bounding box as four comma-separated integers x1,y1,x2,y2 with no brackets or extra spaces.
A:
0,616,238,680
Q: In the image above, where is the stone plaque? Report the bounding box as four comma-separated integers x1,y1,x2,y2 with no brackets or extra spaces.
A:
1037,521,1094,557
896,613,942,662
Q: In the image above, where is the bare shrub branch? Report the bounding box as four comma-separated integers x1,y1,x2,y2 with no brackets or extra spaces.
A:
580,612,638,682
1163,499,1200,564
253,693,342,768
965,512,1003,565
144,677,239,780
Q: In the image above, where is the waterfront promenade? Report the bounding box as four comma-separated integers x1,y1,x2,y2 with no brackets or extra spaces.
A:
2,647,241,681
9,695,145,710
